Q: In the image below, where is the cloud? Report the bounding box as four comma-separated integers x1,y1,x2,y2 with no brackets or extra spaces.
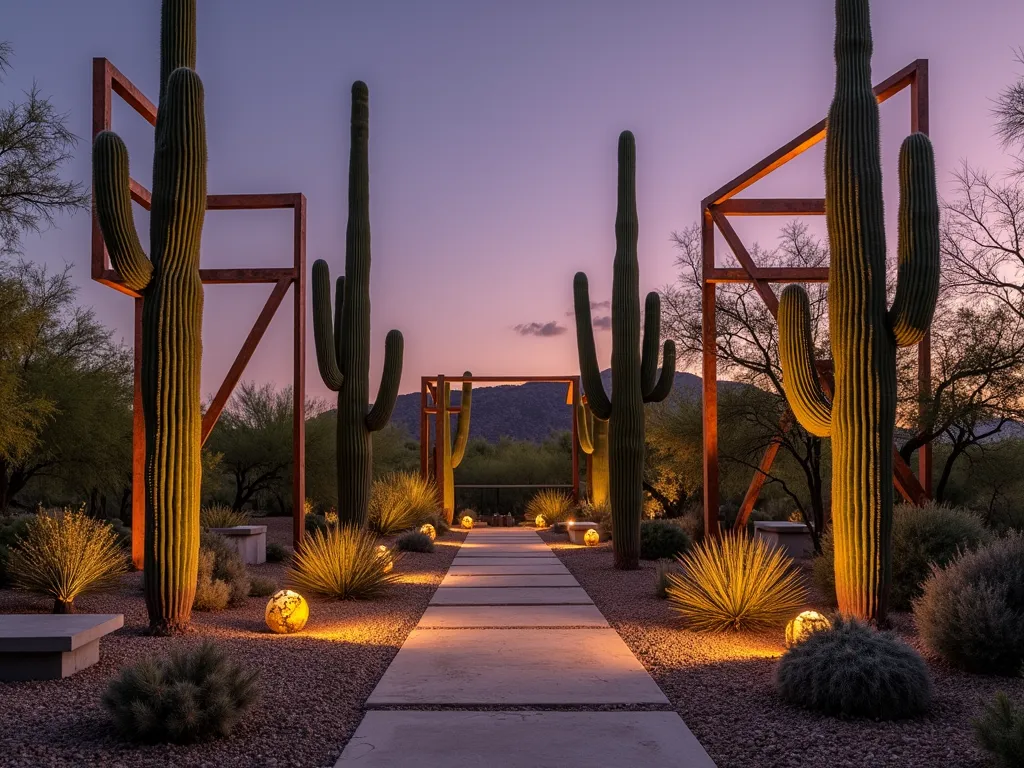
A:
565,300,610,317
592,315,612,331
513,321,568,338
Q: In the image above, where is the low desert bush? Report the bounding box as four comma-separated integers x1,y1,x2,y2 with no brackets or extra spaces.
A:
193,550,230,611
813,502,991,609
305,513,330,536
525,490,574,527
288,525,398,599
580,501,612,540
7,510,128,613
640,520,692,560
265,542,289,563
654,559,678,599
197,532,250,607
913,532,1024,675
368,472,440,535
248,576,278,598
200,505,250,529
396,530,434,553
427,514,451,537
776,617,931,719
973,691,1024,768
666,533,806,632
102,641,259,744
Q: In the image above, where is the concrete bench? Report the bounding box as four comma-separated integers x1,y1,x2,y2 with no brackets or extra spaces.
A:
566,522,599,545
0,614,124,680
209,524,267,564
753,521,813,558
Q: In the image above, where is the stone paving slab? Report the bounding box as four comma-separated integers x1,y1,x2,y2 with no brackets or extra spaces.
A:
447,563,570,576
366,629,669,705
418,604,610,628
336,710,716,767
453,550,556,558
439,573,580,588
429,587,592,605
452,557,561,567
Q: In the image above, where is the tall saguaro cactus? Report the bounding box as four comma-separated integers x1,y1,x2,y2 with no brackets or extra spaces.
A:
432,373,473,524
575,396,609,507
92,0,205,634
778,0,939,623
313,82,404,527
574,131,676,570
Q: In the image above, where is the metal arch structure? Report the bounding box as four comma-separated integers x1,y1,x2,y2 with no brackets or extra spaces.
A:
419,375,582,509
700,59,933,538
91,58,307,567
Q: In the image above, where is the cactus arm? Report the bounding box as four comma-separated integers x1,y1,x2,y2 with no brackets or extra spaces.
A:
365,329,404,432
311,259,343,392
644,339,677,403
778,285,832,437
573,272,612,420
640,292,662,396
93,132,153,292
334,275,345,364
576,399,595,455
450,372,473,468
888,133,940,348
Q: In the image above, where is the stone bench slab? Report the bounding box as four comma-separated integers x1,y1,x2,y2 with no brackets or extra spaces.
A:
208,524,267,565
430,587,592,606
0,614,123,680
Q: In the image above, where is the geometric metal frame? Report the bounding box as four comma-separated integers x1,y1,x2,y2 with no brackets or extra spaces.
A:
419,375,582,509
700,59,933,538
91,58,306,566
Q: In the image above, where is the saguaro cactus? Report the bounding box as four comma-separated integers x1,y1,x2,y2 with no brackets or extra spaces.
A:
778,0,939,623
574,131,676,570
432,373,472,524
312,81,405,527
92,0,205,634
576,396,609,507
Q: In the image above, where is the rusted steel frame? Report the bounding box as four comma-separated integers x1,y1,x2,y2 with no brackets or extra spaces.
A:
706,267,830,284
710,209,779,315
733,410,795,531
715,199,825,216
701,210,721,538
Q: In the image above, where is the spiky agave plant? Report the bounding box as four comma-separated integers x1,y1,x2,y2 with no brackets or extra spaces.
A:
288,525,399,599
525,489,575,526
367,472,440,535
666,533,807,632
8,510,129,613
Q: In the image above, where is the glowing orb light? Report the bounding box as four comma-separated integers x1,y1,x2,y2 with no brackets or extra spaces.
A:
584,528,600,546
785,610,832,647
461,515,474,529
420,523,437,541
535,515,547,528
377,544,394,573
265,589,309,634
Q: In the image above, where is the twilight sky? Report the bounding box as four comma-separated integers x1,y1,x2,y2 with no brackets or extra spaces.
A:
5,0,1024,400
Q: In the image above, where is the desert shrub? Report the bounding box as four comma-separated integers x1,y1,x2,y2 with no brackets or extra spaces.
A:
198,532,250,607
974,691,1024,768
640,520,692,560
913,533,1024,675
654,559,677,599
0,514,33,586
666,532,806,632
305,513,329,536
460,508,478,521
580,501,612,540
7,510,128,613
525,490,574,526
193,550,230,611
427,514,451,537
368,472,440,535
265,542,288,563
248,576,277,598
813,502,992,609
200,505,250,529
102,641,259,744
776,616,931,719
288,525,398,599
396,530,435,553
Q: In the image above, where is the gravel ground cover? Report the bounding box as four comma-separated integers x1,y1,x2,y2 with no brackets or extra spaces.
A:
0,517,464,768
539,531,1024,768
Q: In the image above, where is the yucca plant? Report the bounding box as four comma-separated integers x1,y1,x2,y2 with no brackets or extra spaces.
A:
199,505,250,529
974,691,1024,768
288,525,399,599
103,641,259,744
525,489,575,526
367,472,440,535
666,533,807,632
8,509,129,613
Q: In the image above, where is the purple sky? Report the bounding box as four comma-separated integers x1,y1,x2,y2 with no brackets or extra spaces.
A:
5,0,1024,399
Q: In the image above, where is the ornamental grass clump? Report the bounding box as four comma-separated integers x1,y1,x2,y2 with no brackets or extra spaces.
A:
666,533,806,632
640,520,691,560
102,641,259,744
973,691,1024,768
525,489,575,527
199,504,250,529
776,617,932,720
367,472,440,535
8,509,128,613
396,530,434,553
913,532,1024,675
288,525,398,599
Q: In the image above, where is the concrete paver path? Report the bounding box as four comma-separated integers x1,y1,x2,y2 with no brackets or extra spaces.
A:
336,526,715,767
